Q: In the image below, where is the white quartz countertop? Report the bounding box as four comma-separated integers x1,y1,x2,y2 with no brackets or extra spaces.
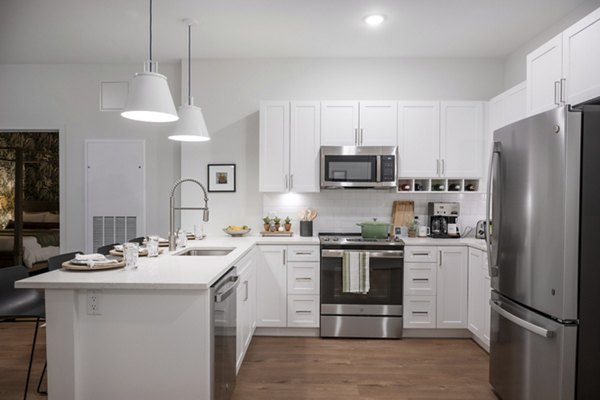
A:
16,235,319,290
402,237,488,252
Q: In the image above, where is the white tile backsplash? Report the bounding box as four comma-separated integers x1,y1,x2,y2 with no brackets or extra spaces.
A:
262,191,486,237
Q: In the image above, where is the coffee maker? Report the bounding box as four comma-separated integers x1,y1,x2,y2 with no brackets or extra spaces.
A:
428,202,460,238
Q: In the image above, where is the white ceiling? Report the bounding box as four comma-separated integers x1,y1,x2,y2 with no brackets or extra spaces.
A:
0,0,591,64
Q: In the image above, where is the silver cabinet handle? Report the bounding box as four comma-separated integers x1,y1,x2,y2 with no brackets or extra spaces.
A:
436,160,440,175
554,81,561,106
290,174,294,189
295,310,312,314
354,128,358,145
295,277,312,281
244,280,249,302
295,252,313,255
441,159,445,175
283,249,286,265
439,250,442,266
412,278,429,282
360,128,364,145
560,78,566,104
412,252,431,256
285,175,289,189
490,300,553,338
412,311,429,315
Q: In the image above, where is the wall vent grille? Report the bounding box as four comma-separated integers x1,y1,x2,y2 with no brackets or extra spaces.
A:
92,216,137,251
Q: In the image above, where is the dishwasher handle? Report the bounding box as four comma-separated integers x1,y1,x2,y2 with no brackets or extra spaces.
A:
214,275,240,303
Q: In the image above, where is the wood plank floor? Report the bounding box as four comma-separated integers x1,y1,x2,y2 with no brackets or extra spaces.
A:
233,337,497,400
0,321,47,400
1,323,496,400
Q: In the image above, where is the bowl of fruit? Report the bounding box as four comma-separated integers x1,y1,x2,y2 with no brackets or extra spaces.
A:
223,225,251,237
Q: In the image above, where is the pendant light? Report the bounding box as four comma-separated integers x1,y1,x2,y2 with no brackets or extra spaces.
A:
168,19,211,142
121,0,178,123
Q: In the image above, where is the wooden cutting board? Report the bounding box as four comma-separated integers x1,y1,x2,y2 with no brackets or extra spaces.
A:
391,201,414,228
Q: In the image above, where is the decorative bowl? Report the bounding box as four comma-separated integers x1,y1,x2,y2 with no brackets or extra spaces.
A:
223,227,251,237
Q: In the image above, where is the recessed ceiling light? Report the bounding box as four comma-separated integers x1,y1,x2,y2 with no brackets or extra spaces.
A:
364,14,386,27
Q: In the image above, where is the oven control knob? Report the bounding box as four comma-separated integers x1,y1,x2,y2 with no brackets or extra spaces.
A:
323,237,330,242
333,237,339,241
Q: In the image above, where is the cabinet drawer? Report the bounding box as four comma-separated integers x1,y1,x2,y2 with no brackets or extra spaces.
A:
404,295,436,329
287,245,319,262
404,263,437,296
287,295,320,328
287,261,319,295
405,246,438,263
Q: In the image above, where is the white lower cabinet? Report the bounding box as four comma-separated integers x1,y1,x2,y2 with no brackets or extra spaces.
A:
256,245,320,329
403,246,468,330
467,247,492,349
236,249,257,372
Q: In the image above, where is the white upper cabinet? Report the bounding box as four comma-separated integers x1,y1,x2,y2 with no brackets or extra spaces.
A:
489,82,527,131
358,101,398,146
526,6,600,115
398,101,483,178
290,101,321,192
259,101,320,193
259,101,289,192
321,101,397,146
440,101,484,178
526,34,563,116
320,101,359,146
563,7,600,106
397,102,440,177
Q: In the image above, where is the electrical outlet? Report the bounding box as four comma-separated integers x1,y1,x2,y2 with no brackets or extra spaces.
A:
87,291,101,315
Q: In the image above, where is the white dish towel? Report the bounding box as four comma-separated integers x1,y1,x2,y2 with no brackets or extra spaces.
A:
342,251,370,294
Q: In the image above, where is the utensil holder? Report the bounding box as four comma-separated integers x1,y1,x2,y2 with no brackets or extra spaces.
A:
300,221,313,237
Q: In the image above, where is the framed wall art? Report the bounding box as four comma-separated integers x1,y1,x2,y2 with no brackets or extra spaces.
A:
207,164,236,192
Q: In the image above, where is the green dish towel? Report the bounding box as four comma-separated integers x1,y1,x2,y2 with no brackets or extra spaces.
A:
342,251,370,294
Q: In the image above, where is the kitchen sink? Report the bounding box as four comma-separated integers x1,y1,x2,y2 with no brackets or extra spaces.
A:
175,248,235,256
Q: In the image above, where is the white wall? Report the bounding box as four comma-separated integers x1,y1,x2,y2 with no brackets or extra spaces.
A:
503,0,600,89
180,58,502,235
0,63,181,252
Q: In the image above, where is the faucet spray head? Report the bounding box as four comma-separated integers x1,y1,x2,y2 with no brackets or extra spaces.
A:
203,209,209,222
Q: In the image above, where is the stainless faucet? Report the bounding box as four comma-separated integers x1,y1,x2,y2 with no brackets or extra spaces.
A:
169,178,209,251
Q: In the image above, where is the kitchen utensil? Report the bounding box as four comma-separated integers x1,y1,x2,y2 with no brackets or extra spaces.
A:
308,209,318,221
300,220,313,237
356,218,392,239
391,201,414,230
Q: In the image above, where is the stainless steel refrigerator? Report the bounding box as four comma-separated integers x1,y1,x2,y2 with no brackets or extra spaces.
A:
486,105,600,400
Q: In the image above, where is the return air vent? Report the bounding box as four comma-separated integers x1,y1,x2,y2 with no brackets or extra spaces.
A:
92,216,136,251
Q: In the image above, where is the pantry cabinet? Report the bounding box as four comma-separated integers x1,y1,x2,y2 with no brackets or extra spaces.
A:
256,245,320,329
404,246,468,330
397,101,484,179
526,6,600,115
259,101,320,193
321,101,397,146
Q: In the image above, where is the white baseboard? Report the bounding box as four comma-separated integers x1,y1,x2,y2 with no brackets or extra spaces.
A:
471,334,490,353
254,327,320,337
402,328,471,338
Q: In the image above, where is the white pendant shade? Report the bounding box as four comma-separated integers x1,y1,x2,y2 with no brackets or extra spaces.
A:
121,71,179,123
169,103,211,142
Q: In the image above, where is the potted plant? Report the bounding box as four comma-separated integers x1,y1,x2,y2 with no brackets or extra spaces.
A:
262,216,271,232
284,216,292,232
273,216,281,231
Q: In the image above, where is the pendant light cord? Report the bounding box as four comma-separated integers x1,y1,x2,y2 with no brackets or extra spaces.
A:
188,24,192,105
149,0,153,71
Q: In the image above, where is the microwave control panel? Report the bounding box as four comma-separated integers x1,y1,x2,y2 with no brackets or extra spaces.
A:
381,156,396,182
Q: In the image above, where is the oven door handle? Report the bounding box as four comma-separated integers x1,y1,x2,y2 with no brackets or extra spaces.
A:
321,249,404,259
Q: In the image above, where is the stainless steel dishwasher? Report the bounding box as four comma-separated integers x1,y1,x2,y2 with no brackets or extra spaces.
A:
211,267,239,400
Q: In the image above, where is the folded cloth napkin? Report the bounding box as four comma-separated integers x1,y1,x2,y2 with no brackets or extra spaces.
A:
342,251,370,294
75,253,106,262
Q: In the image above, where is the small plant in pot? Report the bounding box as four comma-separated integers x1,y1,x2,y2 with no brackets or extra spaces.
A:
262,216,271,232
273,217,281,231
284,216,292,232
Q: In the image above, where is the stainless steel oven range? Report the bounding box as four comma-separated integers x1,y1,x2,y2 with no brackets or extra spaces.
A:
319,233,404,339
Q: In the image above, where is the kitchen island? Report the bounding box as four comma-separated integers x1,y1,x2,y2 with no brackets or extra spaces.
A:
16,235,319,400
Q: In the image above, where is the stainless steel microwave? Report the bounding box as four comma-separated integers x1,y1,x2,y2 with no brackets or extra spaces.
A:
320,146,397,189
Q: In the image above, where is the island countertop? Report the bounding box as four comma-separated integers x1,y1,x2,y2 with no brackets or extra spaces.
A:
15,235,320,291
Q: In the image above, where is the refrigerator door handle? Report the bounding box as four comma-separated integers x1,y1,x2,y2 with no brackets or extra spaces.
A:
486,142,501,274
490,300,553,338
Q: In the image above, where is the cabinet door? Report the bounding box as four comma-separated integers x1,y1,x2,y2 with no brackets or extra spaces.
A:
290,101,320,192
436,246,468,328
246,261,257,348
397,102,440,177
236,273,247,372
440,101,483,178
563,7,600,106
256,246,287,327
489,82,527,131
483,274,491,346
526,34,563,116
404,295,437,329
259,102,290,192
359,101,397,146
467,248,484,337
320,101,359,146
